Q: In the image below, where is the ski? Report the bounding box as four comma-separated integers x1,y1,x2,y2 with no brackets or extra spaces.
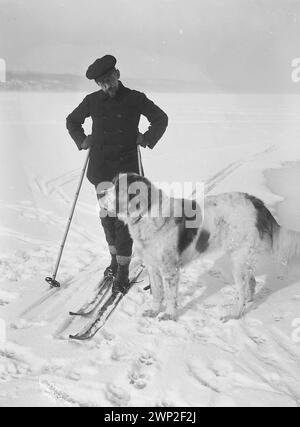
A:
69,265,144,341
69,274,114,317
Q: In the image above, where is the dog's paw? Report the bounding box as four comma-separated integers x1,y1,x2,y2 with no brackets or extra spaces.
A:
142,309,160,318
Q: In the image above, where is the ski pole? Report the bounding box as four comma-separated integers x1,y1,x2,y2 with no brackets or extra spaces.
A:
45,148,91,288
137,145,144,176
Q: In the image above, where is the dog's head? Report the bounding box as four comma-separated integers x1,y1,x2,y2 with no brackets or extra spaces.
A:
97,173,155,221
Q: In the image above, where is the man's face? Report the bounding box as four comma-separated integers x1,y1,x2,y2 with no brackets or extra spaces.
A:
96,70,119,97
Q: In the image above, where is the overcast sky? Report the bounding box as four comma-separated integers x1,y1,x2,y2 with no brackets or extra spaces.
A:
0,0,299,89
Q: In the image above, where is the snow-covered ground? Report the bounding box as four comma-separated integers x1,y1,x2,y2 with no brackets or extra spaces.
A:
0,91,300,407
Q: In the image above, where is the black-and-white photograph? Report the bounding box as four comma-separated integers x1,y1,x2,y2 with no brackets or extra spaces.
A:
0,0,300,409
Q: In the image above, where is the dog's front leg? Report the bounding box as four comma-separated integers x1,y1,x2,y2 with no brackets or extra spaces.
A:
143,266,164,318
160,264,180,321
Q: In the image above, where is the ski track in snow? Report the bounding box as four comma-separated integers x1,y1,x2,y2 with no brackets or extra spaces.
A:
1,142,300,407
0,164,99,287
27,170,97,216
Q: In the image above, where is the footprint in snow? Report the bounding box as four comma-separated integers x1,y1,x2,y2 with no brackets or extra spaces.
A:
128,350,158,390
138,350,157,366
105,383,131,407
128,368,149,389
111,344,132,362
0,358,31,379
101,329,116,342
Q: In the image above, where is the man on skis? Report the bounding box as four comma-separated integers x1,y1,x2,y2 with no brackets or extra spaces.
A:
66,55,168,294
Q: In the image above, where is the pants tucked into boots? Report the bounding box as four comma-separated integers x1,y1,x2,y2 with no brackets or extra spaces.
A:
100,213,133,260
100,211,132,293
96,186,132,288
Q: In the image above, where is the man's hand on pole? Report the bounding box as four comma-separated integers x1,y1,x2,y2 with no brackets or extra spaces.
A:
81,135,93,150
136,132,147,148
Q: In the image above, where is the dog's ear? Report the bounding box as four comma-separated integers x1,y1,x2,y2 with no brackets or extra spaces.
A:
114,173,155,218
127,179,155,217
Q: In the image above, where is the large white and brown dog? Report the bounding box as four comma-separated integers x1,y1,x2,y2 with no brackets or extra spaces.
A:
98,173,300,321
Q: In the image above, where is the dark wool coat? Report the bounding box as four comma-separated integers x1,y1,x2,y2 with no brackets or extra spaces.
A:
66,82,168,184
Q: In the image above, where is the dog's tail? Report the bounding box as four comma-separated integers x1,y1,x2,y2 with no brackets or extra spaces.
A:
245,194,300,264
273,226,300,264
